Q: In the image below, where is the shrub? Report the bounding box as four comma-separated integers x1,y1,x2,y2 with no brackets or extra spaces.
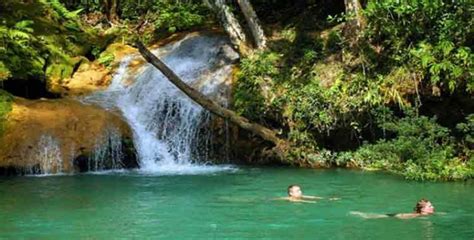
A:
325,30,343,53
456,114,474,160
363,0,473,93
0,90,13,135
234,51,280,121
0,0,99,84
152,2,207,33
338,114,473,181
97,52,115,67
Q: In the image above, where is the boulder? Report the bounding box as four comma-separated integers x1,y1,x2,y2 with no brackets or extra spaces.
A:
50,43,137,96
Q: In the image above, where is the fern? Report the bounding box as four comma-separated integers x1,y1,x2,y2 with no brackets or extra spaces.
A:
8,29,31,40
14,20,34,33
68,8,84,19
39,0,80,20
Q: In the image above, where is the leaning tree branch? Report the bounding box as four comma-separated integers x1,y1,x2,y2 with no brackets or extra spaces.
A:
136,41,288,153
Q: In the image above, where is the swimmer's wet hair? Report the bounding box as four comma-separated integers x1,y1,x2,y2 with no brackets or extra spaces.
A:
414,198,430,213
287,184,300,194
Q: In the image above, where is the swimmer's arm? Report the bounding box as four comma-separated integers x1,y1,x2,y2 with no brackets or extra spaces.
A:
303,195,341,201
302,195,323,200
273,197,289,201
350,211,389,219
275,197,316,203
291,199,317,203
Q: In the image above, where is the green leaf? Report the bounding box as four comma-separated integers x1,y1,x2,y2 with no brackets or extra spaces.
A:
14,20,34,33
439,40,454,57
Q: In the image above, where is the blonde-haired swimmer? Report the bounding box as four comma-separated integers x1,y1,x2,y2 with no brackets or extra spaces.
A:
351,198,435,219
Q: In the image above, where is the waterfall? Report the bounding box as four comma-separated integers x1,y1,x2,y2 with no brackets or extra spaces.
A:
89,127,126,171
30,135,63,174
23,127,127,175
86,34,238,174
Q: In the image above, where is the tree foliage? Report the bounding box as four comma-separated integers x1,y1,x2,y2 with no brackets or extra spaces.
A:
61,0,209,33
233,0,473,180
0,0,472,180
0,0,104,83
363,0,473,93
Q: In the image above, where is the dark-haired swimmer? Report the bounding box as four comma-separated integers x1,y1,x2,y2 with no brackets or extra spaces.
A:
351,198,435,219
280,185,340,203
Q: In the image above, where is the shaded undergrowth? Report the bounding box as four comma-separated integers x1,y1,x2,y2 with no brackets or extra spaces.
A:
233,0,473,181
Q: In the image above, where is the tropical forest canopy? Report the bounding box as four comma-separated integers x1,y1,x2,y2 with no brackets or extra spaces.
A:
0,0,472,181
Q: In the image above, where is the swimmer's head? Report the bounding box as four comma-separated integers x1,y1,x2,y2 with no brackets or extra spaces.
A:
414,198,435,215
287,185,303,198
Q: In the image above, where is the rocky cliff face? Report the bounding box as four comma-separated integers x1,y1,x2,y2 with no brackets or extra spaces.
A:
48,43,138,97
0,98,137,175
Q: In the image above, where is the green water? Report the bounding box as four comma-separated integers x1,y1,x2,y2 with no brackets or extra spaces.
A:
0,168,472,239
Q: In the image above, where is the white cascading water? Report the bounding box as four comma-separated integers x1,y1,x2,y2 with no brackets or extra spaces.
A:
90,127,125,171
34,135,63,174
85,34,238,174
25,127,126,175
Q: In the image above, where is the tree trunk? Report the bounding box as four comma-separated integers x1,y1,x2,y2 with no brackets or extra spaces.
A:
109,0,119,23
136,41,288,152
206,0,250,55
344,0,365,47
344,0,365,31
236,0,267,49
102,0,119,23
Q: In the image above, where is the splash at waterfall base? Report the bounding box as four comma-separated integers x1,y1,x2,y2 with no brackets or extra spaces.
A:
83,33,240,173
0,32,246,175
0,98,137,175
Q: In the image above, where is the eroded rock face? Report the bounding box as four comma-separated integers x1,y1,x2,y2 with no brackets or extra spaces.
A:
0,98,137,175
49,43,138,96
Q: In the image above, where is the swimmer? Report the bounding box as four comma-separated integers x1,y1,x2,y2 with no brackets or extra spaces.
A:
280,185,339,203
282,185,319,203
351,198,435,219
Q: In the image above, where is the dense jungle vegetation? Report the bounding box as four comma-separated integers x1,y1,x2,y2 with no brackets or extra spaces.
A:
0,0,472,180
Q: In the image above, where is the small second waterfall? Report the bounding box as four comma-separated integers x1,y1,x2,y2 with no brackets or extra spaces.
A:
85,33,238,173
35,135,63,174
21,126,127,175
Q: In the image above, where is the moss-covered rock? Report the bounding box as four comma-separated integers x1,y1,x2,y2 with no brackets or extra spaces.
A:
51,43,137,96
0,0,119,97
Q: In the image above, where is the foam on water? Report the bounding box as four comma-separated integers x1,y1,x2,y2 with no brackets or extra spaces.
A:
84,164,238,176
136,163,238,176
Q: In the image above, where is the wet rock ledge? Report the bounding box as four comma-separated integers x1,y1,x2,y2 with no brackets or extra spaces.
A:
0,98,137,175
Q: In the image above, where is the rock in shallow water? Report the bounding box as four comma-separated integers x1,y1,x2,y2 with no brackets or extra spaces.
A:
0,98,137,175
